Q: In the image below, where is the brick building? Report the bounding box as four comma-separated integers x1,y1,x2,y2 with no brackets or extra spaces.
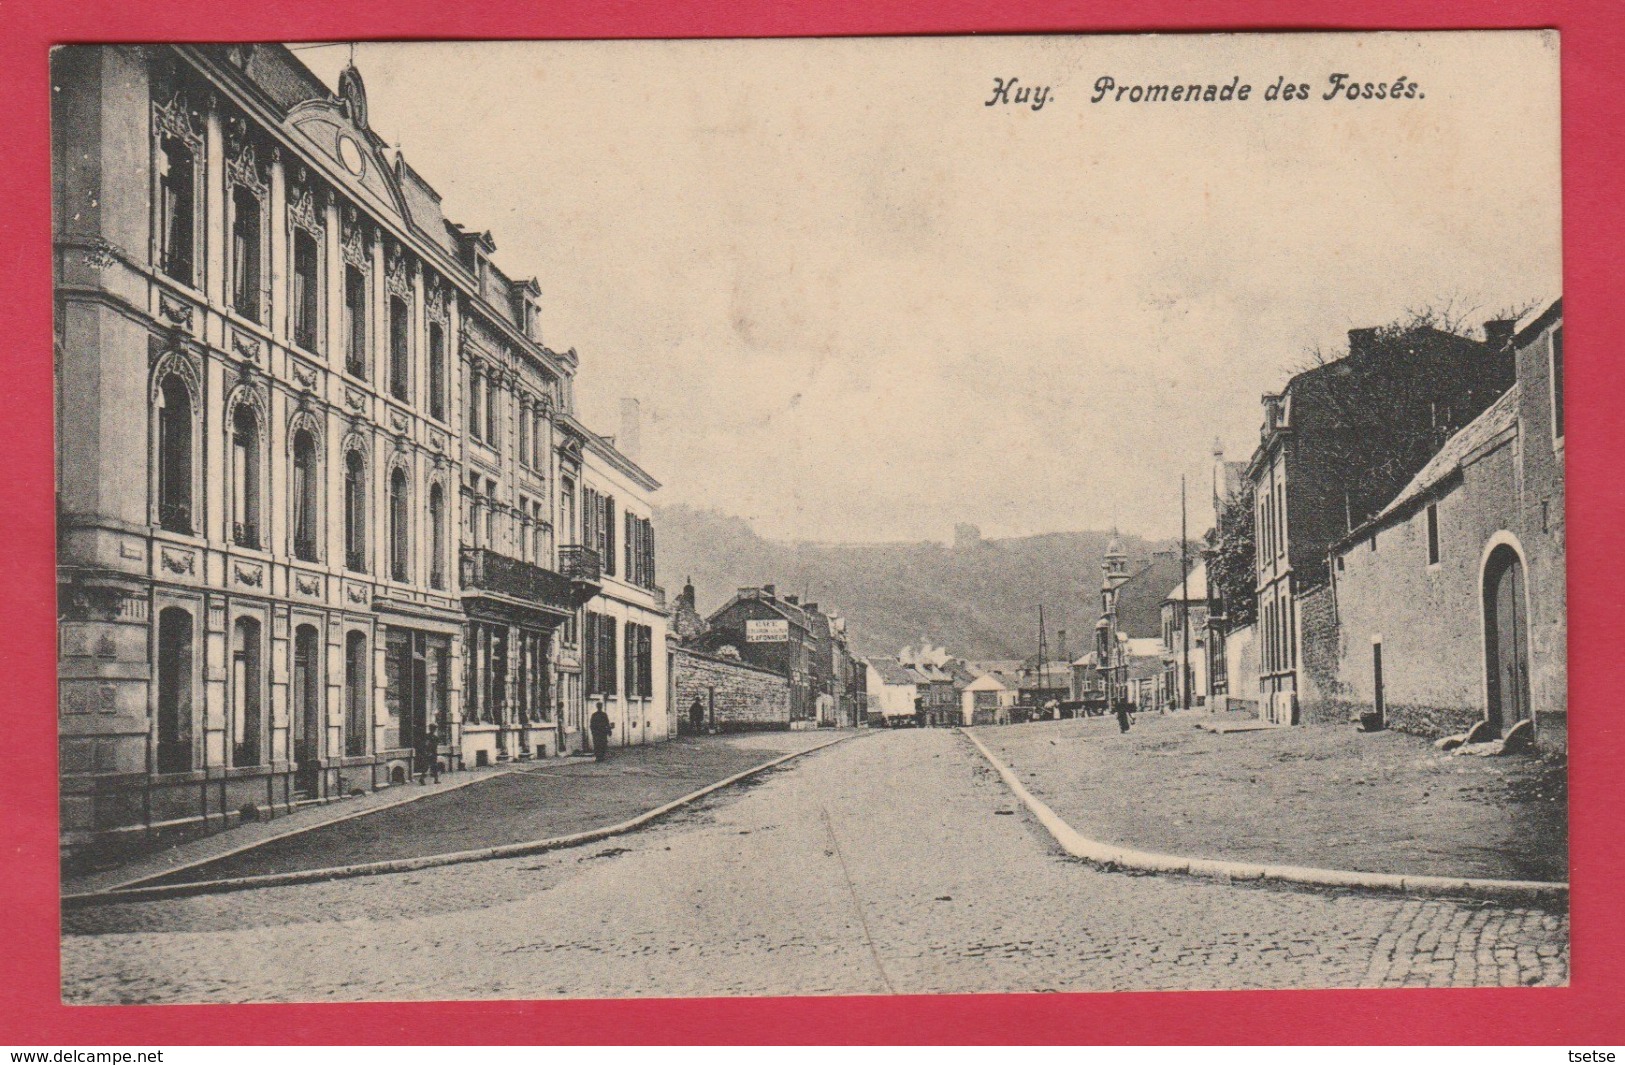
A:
1327,300,1565,751
691,585,817,724
1247,321,1516,725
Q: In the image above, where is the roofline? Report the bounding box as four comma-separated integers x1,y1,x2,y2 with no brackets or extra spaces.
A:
560,412,661,491
1514,298,1562,349
176,45,574,388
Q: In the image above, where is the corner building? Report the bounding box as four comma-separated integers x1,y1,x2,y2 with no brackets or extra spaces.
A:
53,44,666,855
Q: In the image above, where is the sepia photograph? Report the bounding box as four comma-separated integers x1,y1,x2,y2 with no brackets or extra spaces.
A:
52,30,1566,1005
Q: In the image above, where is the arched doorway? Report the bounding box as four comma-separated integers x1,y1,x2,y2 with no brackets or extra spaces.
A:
1483,544,1532,736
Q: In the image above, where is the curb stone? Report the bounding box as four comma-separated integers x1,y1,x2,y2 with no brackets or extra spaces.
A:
961,728,1568,905
64,733,856,908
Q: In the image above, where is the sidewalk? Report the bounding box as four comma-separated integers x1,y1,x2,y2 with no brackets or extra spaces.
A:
968,713,1566,883
73,731,843,894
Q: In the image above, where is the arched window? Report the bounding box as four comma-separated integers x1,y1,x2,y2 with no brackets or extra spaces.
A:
389,466,410,583
157,135,196,286
156,374,193,533
291,428,318,562
156,607,193,774
344,630,369,757
428,482,446,590
344,449,367,573
231,615,263,767
231,402,261,549
428,322,446,422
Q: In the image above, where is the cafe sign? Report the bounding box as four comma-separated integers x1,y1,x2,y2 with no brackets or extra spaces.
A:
746,619,790,643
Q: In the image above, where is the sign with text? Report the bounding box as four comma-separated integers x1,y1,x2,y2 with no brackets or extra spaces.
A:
746,619,790,643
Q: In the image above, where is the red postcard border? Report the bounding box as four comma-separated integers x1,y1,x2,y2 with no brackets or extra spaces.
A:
2,0,1620,1046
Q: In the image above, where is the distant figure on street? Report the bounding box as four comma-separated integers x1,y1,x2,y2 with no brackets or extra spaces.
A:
689,697,706,735
417,723,441,784
590,707,613,761
1114,703,1132,734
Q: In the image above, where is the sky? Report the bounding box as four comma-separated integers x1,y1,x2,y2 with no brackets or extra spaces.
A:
297,32,1560,543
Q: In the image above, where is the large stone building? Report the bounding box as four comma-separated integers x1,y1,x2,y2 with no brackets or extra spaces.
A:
1326,300,1565,751
54,44,666,854
1247,321,1516,725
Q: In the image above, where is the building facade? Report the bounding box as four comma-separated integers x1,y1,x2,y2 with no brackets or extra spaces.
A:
1092,538,1184,709
54,44,665,854
1247,322,1516,725
1327,300,1565,751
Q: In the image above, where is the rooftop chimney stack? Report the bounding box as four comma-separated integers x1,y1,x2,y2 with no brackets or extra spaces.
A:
618,398,642,462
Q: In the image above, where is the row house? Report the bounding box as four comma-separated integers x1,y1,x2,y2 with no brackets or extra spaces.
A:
1159,561,1209,710
1327,300,1565,752
1092,538,1185,709
53,44,665,855
864,657,919,726
1246,321,1516,725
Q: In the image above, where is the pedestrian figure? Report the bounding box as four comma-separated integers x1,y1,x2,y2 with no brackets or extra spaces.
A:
1114,702,1132,734
689,697,706,735
417,723,441,784
590,707,613,762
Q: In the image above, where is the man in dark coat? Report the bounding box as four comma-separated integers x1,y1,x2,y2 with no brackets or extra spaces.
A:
689,697,706,735
417,723,441,784
589,707,613,761
1114,701,1133,734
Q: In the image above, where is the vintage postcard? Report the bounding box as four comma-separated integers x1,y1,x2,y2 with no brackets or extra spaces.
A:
54,31,1563,1003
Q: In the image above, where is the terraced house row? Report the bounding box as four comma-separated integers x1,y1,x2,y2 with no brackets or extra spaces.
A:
54,44,670,856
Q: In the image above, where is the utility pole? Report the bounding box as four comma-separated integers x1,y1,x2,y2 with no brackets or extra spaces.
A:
1036,604,1049,710
1181,475,1192,711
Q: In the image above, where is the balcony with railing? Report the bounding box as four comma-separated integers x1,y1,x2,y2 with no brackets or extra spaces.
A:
461,546,581,613
557,545,602,587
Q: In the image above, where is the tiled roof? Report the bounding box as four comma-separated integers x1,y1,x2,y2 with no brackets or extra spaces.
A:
866,657,918,687
1163,560,1208,603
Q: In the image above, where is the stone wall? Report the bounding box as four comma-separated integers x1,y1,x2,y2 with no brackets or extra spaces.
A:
674,647,792,732
1296,583,1350,725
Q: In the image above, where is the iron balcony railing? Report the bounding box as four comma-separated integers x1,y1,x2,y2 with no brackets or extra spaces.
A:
461,546,578,610
557,545,602,585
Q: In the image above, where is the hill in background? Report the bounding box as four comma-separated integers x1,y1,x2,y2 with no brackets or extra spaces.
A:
655,504,1178,660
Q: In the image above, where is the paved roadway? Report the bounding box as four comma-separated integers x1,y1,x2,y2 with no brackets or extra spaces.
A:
62,729,1567,1003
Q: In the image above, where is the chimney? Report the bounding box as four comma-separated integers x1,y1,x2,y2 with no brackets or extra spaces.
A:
762,584,776,599
1348,327,1380,360
805,603,819,614
785,595,799,606
618,398,642,461
1483,319,1516,351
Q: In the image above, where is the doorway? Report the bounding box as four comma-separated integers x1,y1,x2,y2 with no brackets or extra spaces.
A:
292,624,322,798
1483,545,1532,736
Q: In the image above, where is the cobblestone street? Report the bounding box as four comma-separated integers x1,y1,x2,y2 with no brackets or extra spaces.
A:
62,728,1568,1003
